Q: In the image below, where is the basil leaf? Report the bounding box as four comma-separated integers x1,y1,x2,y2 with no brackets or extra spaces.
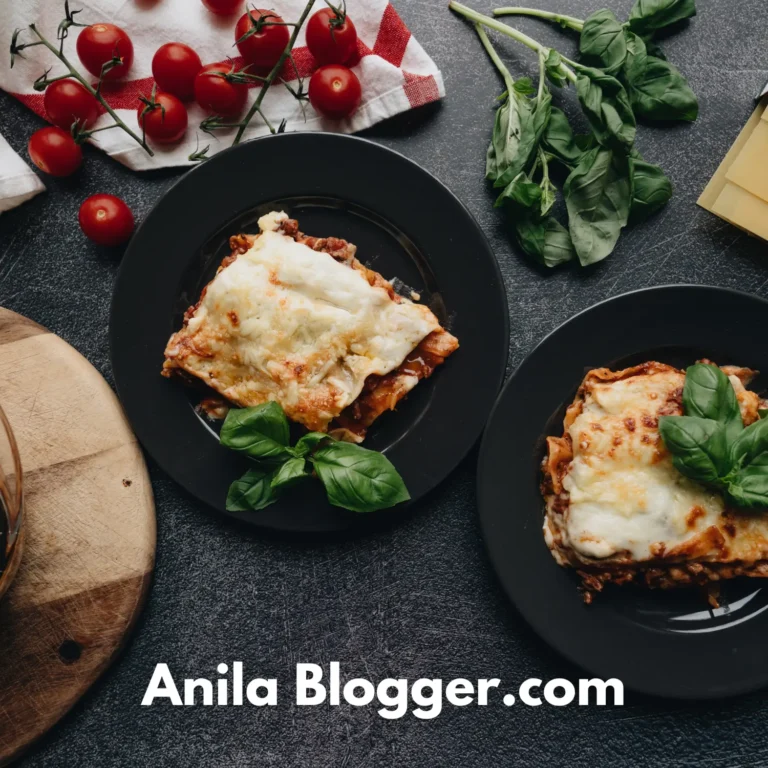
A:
730,417,768,468
544,49,568,88
294,432,330,458
564,147,631,266
683,363,743,442
628,0,697,36
659,416,729,484
540,173,557,217
486,90,535,185
496,172,542,209
512,77,536,96
726,452,768,508
626,56,698,122
542,107,583,168
226,468,279,512
630,156,673,222
310,442,410,513
270,457,311,491
532,88,553,146
579,9,627,73
576,67,636,150
220,404,294,461
642,36,667,60
759,409,768,420
622,29,648,84
515,214,576,268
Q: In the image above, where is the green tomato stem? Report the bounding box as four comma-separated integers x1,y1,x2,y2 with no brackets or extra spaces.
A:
28,24,154,156
448,1,578,84
474,23,515,93
232,0,316,146
492,6,584,32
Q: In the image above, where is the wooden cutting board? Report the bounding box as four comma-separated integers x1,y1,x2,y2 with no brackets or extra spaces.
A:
0,308,156,765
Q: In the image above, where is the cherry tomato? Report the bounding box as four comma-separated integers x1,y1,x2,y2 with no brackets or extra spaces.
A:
79,194,135,246
43,78,100,131
28,127,83,177
308,65,361,120
137,91,188,144
306,7,358,65
235,9,289,70
152,43,202,101
194,64,248,116
202,0,242,13
76,24,134,81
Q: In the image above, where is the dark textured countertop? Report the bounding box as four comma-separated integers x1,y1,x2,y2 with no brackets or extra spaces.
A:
3,0,768,765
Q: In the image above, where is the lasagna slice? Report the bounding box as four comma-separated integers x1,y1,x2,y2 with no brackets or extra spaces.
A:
542,361,768,602
162,211,458,440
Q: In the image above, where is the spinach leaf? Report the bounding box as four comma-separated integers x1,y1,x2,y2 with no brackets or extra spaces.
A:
683,363,743,442
626,55,698,122
628,0,697,36
293,431,329,457
729,416,768,468
544,49,568,88
270,457,311,491
542,107,584,167
576,67,636,150
658,416,729,484
310,442,410,513
515,214,576,268
726,452,768,509
496,172,542,209
486,90,535,185
579,9,627,73
564,147,631,265
220,403,294,461
226,467,279,512
629,156,673,222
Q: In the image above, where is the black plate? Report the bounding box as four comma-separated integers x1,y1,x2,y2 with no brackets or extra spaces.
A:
111,132,509,533
477,285,768,699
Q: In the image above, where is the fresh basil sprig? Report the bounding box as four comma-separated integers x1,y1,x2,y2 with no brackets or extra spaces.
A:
220,403,410,514
450,0,697,268
659,364,768,509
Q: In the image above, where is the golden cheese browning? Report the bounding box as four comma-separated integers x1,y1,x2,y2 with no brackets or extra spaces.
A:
541,361,768,601
163,212,459,440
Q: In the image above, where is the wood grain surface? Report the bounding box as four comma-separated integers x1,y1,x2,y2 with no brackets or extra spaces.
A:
0,308,156,766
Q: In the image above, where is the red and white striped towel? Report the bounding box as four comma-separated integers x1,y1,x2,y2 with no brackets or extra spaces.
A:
0,0,444,174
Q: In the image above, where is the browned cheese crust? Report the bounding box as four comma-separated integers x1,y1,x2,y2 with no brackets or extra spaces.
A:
163,218,459,441
541,361,768,602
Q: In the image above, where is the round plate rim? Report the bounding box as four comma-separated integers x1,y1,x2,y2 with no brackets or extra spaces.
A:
477,283,768,700
110,131,510,533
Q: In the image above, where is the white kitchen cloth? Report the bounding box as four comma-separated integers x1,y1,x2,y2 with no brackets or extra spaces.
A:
0,0,445,172
0,134,45,214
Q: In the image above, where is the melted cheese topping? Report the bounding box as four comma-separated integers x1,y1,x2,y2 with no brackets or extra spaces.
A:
561,370,725,561
164,212,441,432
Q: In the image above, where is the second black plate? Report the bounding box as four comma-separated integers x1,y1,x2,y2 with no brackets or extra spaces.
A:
477,285,768,699
111,133,509,533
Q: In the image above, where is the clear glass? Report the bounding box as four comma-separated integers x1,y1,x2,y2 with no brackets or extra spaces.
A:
0,404,23,600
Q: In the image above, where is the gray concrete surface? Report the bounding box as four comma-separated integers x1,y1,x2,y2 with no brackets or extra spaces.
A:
1,0,768,765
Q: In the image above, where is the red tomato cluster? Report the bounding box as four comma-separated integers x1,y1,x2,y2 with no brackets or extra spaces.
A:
28,3,365,246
